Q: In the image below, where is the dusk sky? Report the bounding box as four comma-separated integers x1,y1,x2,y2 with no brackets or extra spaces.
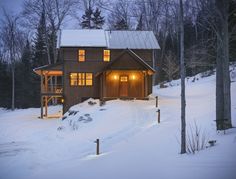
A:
0,0,23,15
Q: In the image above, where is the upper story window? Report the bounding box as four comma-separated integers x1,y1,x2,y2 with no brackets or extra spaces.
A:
78,50,85,62
70,72,93,86
103,50,110,62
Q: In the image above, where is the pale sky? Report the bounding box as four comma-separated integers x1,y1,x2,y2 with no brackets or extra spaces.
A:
0,0,111,29
0,0,23,15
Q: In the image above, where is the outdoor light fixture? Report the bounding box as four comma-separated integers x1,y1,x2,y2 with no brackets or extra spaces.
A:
61,98,64,103
113,75,118,80
131,75,136,80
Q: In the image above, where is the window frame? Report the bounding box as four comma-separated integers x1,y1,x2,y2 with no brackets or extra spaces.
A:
103,49,110,62
78,49,86,62
69,72,93,87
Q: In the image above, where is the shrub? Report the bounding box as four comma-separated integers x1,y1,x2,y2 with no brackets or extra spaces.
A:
186,121,208,154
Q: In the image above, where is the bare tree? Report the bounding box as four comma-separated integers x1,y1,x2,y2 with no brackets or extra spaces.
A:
107,0,132,30
215,0,232,130
162,51,179,82
23,0,76,64
0,10,25,110
179,0,186,154
192,0,234,130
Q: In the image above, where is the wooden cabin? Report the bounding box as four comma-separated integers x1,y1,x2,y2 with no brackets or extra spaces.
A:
34,30,160,118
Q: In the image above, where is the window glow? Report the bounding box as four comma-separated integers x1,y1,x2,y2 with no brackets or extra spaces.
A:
120,76,128,82
70,73,78,86
78,50,85,62
86,73,93,86
104,50,110,62
70,72,93,86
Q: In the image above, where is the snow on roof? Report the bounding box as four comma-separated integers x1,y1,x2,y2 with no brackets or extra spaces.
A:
59,29,107,47
58,29,160,49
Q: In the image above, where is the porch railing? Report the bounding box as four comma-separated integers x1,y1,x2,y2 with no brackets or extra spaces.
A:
41,84,63,94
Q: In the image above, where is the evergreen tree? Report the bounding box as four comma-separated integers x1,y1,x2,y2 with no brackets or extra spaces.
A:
0,59,11,108
114,18,129,30
33,12,48,66
80,6,94,29
15,40,40,108
92,8,105,29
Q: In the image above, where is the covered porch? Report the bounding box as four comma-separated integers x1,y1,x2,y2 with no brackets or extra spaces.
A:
100,70,153,100
97,49,155,100
33,63,63,119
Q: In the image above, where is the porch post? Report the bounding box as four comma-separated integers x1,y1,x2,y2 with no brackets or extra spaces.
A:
41,96,44,118
144,72,148,97
100,73,103,99
103,72,107,97
40,73,44,118
45,97,48,117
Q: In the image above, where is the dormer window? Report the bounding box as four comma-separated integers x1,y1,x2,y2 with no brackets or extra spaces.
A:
103,50,110,62
78,50,85,62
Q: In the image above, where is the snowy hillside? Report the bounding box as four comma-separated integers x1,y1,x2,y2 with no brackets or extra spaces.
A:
0,66,236,179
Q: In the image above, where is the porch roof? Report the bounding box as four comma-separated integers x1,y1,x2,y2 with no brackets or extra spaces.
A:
96,49,155,76
33,63,63,76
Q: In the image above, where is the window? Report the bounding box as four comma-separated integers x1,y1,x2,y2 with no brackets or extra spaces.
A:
78,50,85,62
78,73,85,86
120,76,128,82
70,73,93,86
103,50,110,62
86,73,93,86
70,73,78,86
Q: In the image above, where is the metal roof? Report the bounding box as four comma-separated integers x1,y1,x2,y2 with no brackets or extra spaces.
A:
105,31,160,49
58,30,160,49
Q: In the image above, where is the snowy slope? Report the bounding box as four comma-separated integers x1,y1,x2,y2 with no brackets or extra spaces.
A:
0,66,235,179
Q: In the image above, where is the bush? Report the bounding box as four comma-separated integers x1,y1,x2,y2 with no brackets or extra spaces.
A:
186,121,208,154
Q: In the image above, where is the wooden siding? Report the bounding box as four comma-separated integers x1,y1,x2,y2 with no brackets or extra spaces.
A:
104,70,145,98
61,48,154,113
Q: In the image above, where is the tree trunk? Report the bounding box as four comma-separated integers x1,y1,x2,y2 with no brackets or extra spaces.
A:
11,63,15,110
216,0,232,130
179,0,186,154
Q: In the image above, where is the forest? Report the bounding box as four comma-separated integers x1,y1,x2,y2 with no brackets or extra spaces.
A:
0,0,235,110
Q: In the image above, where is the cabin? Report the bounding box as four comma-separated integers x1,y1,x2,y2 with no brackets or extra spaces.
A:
34,30,160,118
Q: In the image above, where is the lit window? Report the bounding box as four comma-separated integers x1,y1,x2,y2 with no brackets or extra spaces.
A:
120,76,128,82
78,50,85,62
70,73,93,86
103,50,110,62
86,73,93,86
70,73,78,86
78,73,85,86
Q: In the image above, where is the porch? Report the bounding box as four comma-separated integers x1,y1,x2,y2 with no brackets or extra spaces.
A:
34,63,63,119
97,49,155,100
100,70,152,99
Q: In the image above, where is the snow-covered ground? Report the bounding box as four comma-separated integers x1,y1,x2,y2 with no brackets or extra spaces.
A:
0,66,236,179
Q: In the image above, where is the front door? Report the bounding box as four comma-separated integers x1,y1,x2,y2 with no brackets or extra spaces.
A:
119,75,128,97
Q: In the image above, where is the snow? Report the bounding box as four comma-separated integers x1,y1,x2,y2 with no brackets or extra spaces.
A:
58,29,160,49
0,66,236,179
59,29,107,47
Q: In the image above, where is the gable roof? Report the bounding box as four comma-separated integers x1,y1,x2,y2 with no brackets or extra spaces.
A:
105,31,160,49
58,29,107,48
96,49,155,76
58,29,160,49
